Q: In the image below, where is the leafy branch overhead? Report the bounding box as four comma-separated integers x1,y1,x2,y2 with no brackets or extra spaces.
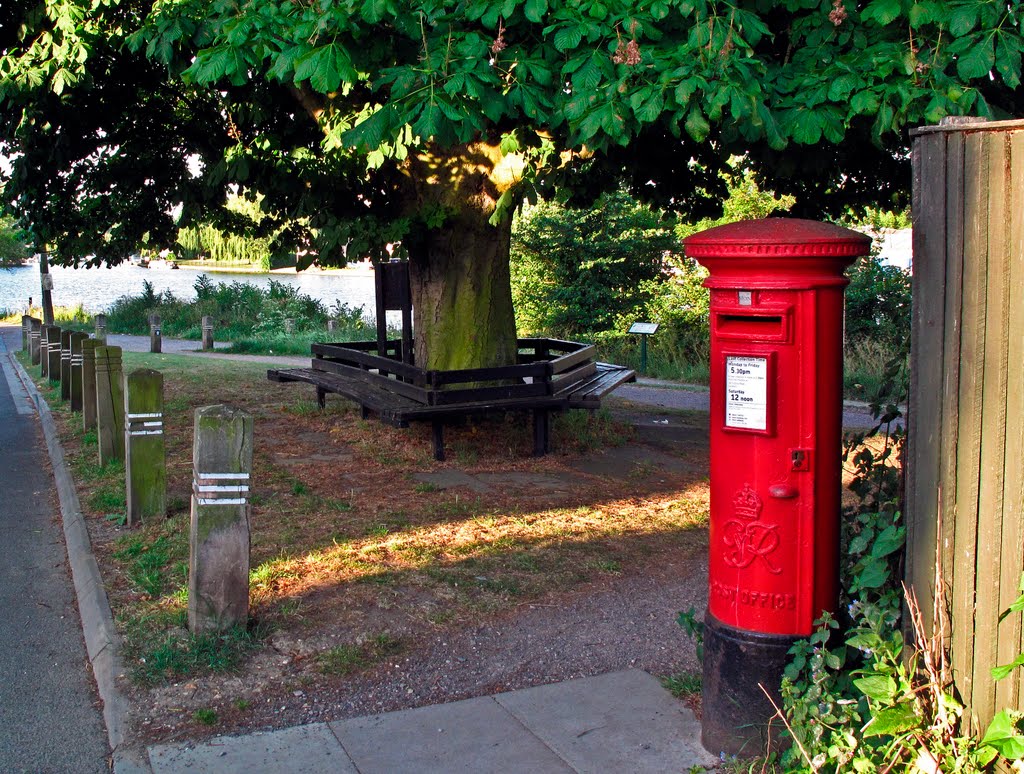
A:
128,0,1021,155
2,0,1021,266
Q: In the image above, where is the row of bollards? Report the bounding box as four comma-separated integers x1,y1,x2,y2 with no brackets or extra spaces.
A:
20,315,249,635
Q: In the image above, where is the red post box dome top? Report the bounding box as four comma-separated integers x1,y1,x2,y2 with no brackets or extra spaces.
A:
682,218,871,259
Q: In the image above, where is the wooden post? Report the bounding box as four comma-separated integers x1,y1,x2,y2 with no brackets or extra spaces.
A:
45,326,62,382
69,332,88,412
81,339,98,431
29,318,42,365
149,314,162,354
21,315,30,351
201,316,214,351
94,314,107,345
39,325,53,378
95,345,125,465
188,405,252,634
60,329,73,401
124,369,166,525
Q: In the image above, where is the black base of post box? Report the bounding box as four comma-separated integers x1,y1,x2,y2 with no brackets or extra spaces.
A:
701,613,796,758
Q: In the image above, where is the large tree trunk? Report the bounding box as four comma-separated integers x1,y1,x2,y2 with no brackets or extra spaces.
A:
407,211,518,371
403,142,524,371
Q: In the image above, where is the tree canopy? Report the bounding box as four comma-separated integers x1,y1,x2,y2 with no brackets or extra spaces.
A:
2,0,1021,263
1,0,1021,366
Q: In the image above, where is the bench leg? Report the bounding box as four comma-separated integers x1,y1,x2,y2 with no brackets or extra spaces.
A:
432,421,445,462
316,387,326,409
533,409,550,457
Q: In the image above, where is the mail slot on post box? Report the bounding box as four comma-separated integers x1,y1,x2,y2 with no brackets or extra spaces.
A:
682,218,870,756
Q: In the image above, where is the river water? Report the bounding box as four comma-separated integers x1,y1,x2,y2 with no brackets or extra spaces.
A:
0,261,378,316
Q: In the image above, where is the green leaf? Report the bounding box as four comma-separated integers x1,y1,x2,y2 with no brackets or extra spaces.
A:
554,25,584,53
861,0,902,26
980,710,1024,759
790,112,822,144
957,37,995,80
524,0,548,23
995,33,1022,89
992,654,1024,681
684,105,710,142
862,704,918,738
949,4,979,37
856,556,889,589
854,674,897,702
828,73,861,102
870,525,904,558
499,132,520,154
571,55,602,92
850,90,880,115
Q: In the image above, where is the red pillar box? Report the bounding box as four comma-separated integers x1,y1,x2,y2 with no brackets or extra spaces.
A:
682,219,870,756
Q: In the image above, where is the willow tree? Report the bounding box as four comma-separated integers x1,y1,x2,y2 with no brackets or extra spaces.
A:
2,0,1021,368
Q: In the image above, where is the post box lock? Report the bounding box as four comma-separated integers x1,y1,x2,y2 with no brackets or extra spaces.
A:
790,448,811,471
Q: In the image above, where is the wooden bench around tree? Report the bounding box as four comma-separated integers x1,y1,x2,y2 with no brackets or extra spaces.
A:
267,338,635,461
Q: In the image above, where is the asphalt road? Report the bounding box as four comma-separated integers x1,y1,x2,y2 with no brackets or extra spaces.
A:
0,331,109,773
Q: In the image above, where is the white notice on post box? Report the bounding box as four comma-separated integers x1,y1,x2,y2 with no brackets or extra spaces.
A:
725,356,768,430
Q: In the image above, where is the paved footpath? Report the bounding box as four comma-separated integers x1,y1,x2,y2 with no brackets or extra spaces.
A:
0,332,110,772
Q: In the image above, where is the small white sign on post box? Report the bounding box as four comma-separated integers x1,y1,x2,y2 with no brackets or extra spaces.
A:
725,355,768,430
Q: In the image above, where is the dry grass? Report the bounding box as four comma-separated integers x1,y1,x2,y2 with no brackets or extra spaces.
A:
23,351,710,685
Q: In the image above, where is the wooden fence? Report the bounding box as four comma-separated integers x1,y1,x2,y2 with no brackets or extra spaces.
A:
907,118,1024,730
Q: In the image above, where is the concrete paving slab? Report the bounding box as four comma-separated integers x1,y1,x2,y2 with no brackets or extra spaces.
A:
330,695,574,774
474,471,578,492
148,723,355,774
495,669,717,773
567,444,696,479
413,470,492,494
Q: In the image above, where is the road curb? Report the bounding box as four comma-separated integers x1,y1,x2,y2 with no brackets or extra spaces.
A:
8,352,152,773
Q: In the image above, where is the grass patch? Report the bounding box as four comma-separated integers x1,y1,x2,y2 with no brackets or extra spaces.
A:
553,408,633,452
112,525,188,598
193,708,218,726
661,671,702,699
130,625,263,685
316,634,403,676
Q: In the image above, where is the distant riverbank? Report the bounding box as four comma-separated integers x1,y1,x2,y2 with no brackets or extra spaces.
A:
0,260,378,315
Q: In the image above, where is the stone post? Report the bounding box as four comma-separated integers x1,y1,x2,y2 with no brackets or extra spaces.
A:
69,332,89,412
29,318,42,365
201,316,215,351
60,329,73,401
81,339,98,431
327,319,338,335
95,346,125,465
284,318,295,335
188,405,252,634
125,369,166,525
94,314,107,345
45,326,62,382
149,314,162,354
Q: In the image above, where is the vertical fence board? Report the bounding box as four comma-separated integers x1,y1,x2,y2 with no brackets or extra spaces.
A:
973,133,1010,724
997,131,1024,712
939,132,965,602
907,133,948,633
951,131,990,716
